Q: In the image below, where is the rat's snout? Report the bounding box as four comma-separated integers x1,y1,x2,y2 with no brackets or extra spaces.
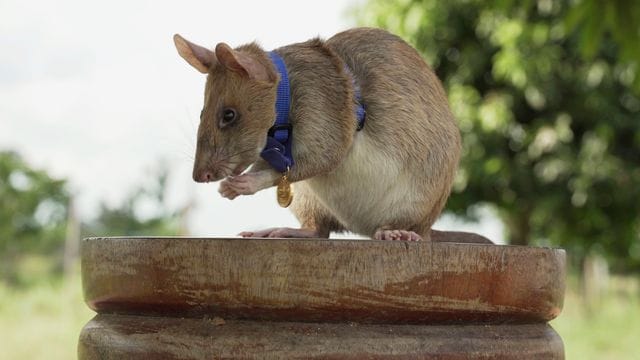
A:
192,137,227,183
193,166,227,183
193,169,214,183
192,158,231,183
192,133,253,183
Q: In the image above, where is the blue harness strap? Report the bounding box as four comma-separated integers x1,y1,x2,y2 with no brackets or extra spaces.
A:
260,52,366,173
260,52,293,173
345,65,367,131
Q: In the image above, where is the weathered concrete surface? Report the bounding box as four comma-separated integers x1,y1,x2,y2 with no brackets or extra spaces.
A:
81,237,565,324
78,314,564,359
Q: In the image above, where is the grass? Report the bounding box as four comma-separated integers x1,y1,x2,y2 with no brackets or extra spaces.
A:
552,275,640,360
0,272,94,360
0,268,638,359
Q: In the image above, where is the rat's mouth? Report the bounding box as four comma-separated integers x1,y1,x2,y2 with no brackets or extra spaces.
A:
231,163,249,176
193,158,253,183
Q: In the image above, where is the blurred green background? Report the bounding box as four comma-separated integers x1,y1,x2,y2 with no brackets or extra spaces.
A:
1,0,639,358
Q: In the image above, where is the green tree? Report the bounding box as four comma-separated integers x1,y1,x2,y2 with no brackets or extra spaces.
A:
359,0,640,269
0,151,69,282
82,163,183,237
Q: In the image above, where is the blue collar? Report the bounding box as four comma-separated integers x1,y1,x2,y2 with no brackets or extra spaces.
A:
260,51,366,173
260,51,293,173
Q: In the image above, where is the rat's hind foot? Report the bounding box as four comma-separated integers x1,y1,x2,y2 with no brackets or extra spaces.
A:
239,227,325,238
374,229,423,242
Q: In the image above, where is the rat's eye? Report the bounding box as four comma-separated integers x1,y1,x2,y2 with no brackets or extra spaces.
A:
220,107,238,128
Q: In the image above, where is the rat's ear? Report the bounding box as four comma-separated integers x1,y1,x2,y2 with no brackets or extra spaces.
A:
215,43,273,82
173,34,216,74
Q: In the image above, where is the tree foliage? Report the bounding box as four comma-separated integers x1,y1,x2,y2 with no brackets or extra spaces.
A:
82,163,183,237
0,151,69,254
0,151,69,282
0,151,183,285
359,0,640,269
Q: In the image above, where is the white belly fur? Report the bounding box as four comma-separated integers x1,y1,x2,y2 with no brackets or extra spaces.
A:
305,132,420,236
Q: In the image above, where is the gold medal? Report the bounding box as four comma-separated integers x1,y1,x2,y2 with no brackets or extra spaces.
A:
277,170,293,208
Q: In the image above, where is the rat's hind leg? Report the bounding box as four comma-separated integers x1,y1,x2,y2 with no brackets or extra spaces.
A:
374,228,423,242
371,189,452,242
239,227,321,238
239,182,345,239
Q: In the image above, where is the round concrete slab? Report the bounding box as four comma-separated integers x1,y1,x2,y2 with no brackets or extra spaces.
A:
81,237,565,324
78,314,565,359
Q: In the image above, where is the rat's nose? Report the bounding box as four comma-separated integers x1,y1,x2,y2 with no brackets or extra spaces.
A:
194,170,214,183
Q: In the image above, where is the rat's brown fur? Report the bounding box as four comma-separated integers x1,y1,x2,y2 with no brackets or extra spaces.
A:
175,28,480,242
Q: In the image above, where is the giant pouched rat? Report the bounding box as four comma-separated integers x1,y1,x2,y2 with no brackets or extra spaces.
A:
173,27,491,243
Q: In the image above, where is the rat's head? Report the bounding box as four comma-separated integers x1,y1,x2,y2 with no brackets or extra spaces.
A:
173,34,278,183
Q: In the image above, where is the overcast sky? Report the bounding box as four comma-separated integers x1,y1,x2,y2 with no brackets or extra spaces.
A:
0,0,504,242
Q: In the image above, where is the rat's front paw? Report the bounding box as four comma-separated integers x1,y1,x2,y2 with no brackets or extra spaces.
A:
218,178,241,199
218,172,273,199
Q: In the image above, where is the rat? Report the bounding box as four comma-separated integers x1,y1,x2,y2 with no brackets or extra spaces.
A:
173,27,492,243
